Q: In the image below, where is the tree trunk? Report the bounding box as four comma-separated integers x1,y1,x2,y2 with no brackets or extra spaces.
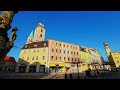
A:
0,11,19,60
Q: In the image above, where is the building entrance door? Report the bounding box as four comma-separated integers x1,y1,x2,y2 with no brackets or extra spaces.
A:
19,66,26,73
40,65,45,73
29,66,36,73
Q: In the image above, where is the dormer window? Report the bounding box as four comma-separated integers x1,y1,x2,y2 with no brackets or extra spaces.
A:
25,45,27,48
41,29,43,32
44,43,46,46
40,34,42,37
34,44,37,47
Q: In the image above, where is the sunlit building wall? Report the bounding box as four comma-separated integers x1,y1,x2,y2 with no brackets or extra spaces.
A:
104,42,120,68
16,23,103,73
16,41,49,73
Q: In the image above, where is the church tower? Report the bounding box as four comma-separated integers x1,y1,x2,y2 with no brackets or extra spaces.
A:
26,30,34,44
103,42,111,58
34,23,46,42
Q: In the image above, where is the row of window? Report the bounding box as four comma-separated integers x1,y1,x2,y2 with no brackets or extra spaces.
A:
35,34,42,38
23,56,45,60
51,42,78,49
35,29,43,33
51,49,79,55
51,56,80,61
23,49,46,53
115,57,119,59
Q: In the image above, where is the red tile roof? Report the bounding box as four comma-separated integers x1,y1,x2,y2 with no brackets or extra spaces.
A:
4,56,16,64
22,41,48,49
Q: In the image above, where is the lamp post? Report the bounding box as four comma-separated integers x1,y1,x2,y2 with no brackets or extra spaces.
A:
55,64,59,79
92,62,99,77
77,61,83,79
91,62,96,76
77,62,80,79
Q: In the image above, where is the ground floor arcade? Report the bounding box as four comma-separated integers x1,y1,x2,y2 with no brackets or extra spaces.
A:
15,63,48,73
15,62,102,74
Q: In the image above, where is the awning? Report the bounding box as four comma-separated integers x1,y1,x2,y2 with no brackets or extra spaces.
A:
50,63,64,67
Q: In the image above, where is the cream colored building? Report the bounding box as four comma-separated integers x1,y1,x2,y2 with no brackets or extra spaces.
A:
78,46,103,71
16,23,49,73
26,23,46,44
16,41,49,73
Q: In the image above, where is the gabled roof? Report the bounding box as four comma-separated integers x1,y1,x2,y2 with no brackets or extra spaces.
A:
22,41,48,49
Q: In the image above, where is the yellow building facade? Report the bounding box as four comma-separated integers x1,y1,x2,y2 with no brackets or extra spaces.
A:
16,41,49,73
109,52,120,68
104,42,120,68
79,47,102,71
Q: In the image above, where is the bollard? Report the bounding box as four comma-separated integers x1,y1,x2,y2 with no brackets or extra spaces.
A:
65,73,67,79
70,74,72,79
86,70,91,77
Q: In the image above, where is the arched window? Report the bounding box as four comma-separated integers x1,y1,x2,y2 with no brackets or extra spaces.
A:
60,57,61,60
52,48,54,52
32,57,34,60
56,56,57,60
40,34,42,37
36,56,38,60
68,57,69,61
41,29,43,32
64,57,66,60
72,58,73,61
27,57,29,60
56,49,57,52
117,61,119,63
51,56,53,60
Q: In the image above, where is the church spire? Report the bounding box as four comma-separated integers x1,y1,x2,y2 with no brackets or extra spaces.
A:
26,30,34,44
29,30,34,38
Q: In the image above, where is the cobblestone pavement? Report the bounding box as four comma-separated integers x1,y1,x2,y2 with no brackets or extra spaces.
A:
46,71,120,79
42,72,65,79
1,71,120,79
49,74,64,79
0,73,49,79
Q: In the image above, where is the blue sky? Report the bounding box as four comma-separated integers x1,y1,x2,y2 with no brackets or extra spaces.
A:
0,11,120,62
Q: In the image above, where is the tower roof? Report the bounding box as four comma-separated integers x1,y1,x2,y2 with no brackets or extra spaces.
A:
35,23,45,28
38,23,44,27
29,30,34,38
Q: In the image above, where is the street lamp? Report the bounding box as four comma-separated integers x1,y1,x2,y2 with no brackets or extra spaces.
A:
77,61,83,79
91,62,99,76
77,62,80,79
55,64,59,78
